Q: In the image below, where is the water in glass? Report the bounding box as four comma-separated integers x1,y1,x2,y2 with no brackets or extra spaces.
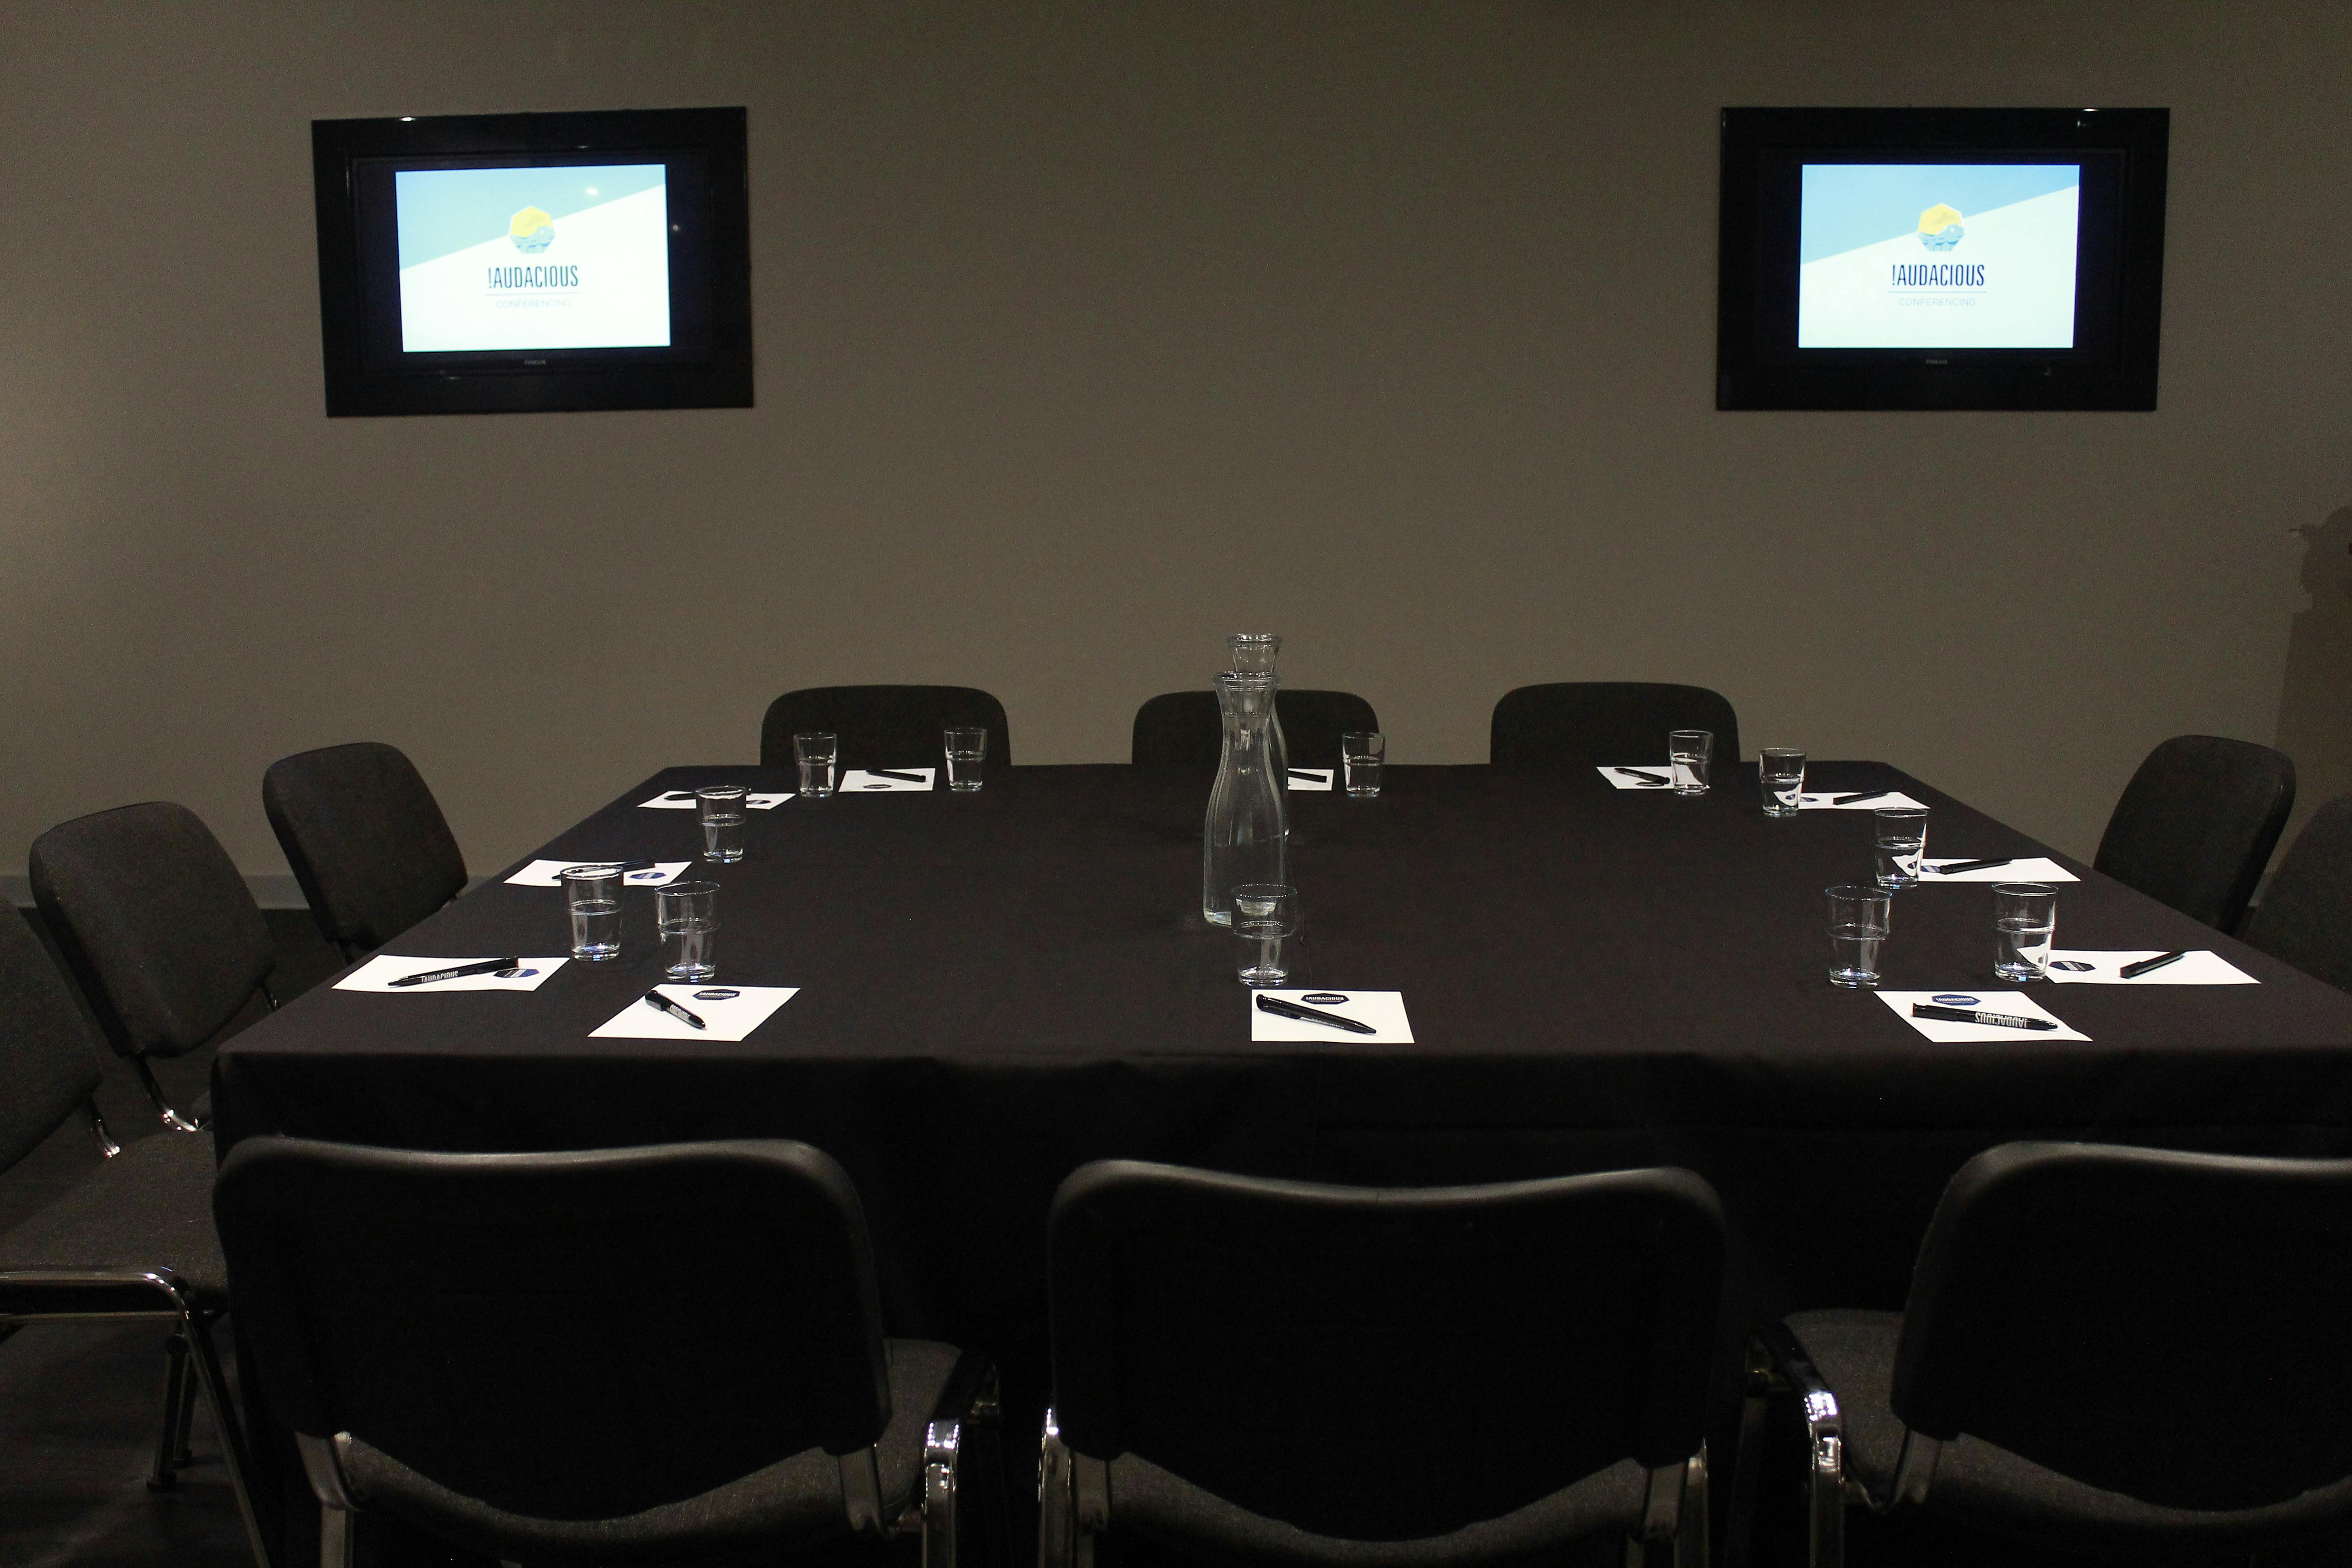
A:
568,900,621,961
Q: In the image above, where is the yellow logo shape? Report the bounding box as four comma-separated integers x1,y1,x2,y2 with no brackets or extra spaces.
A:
1917,203,1963,235
509,206,554,254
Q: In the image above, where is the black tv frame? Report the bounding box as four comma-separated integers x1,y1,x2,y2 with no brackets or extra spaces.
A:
1717,107,2167,411
313,107,753,417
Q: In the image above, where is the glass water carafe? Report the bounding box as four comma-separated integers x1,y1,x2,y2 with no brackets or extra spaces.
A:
1203,671,1289,926
1228,632,1289,783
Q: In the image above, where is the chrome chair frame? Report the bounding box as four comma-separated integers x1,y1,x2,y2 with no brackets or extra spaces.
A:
1730,1321,1940,1568
1038,1407,1707,1568
294,1360,999,1568
0,1265,271,1568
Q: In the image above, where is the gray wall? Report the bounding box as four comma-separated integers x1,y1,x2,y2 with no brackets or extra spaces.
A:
2,1,2347,879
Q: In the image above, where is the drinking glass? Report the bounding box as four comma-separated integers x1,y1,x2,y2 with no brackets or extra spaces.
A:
945,726,988,792
794,732,838,799
1668,730,1713,796
563,864,622,961
1232,883,1300,987
697,784,747,862
1826,884,1891,988
657,881,720,981
1873,806,1930,891
1993,882,2058,982
1760,748,1806,818
1341,732,1385,798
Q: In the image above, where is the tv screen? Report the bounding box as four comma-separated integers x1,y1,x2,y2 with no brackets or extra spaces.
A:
314,109,751,416
1718,109,2166,410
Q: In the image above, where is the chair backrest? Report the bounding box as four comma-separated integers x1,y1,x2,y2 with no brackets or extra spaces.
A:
1048,1160,1723,1540
29,802,275,1061
1131,690,1382,768
214,1137,893,1523
264,742,468,958
1490,683,1740,769
759,686,1011,771
0,910,104,1172
1894,1141,2352,1512
2245,795,2352,990
2093,735,2294,931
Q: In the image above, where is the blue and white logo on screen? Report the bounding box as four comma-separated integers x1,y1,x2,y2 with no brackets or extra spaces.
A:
1796,164,2081,350
392,165,671,353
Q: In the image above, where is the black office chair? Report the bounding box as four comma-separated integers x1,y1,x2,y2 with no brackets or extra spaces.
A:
29,802,278,1133
2093,735,2294,931
1735,1142,2352,1568
214,1137,1001,1568
2244,794,2352,991
1490,683,1741,770
1131,690,1381,768
1040,1160,1724,1568
0,910,269,1566
760,685,1012,772
263,741,467,961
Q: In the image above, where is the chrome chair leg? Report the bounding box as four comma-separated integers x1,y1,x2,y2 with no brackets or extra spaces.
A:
147,1328,192,1490
85,1097,121,1158
128,1055,206,1133
1038,1408,1075,1568
1678,1441,1710,1568
183,1306,273,1568
298,1432,358,1568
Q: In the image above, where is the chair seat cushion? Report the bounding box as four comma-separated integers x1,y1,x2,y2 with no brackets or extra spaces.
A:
0,1129,225,1303
1104,1449,1651,1567
1785,1309,2352,1555
340,1338,964,1564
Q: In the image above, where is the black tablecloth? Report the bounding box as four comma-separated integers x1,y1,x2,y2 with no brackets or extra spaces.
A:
215,760,2352,1553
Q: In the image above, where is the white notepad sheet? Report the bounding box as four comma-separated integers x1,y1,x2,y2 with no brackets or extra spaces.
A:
1597,766,1691,791
1876,989,2089,1043
1285,769,1335,791
1917,857,2079,884
589,984,801,1041
840,769,935,792
638,790,792,810
504,859,691,888
336,956,568,994
1798,790,1929,811
2044,950,2259,985
1248,989,1414,1044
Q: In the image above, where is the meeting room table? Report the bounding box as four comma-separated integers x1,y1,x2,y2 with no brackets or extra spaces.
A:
214,758,2352,1561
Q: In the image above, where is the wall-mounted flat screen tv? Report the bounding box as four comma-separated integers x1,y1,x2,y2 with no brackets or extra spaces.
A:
1717,108,2167,410
314,107,752,416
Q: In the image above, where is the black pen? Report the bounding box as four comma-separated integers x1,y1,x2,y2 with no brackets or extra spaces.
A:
869,769,929,783
1618,768,1673,785
389,956,521,987
1931,857,2014,875
1911,1003,2057,1031
643,990,706,1029
1287,769,1331,782
562,860,658,875
2119,950,2187,979
1255,993,1377,1035
1832,789,1893,805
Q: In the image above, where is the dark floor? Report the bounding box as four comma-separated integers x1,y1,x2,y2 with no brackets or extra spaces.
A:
0,908,343,1568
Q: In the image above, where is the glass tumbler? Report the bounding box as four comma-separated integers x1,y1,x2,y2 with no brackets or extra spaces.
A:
1668,730,1713,796
697,784,748,862
563,864,623,961
1826,884,1892,988
794,732,838,799
945,726,987,792
1232,883,1301,987
657,881,720,981
1760,748,1806,818
1873,807,1930,891
1993,882,2058,981
1341,732,1385,797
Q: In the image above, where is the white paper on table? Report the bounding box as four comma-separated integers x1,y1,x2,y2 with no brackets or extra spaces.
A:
637,790,792,810
1917,857,2079,885
1598,765,1686,791
589,984,800,1042
840,769,935,793
2044,950,2259,986
1875,989,2089,1043
1285,769,1335,791
1798,790,1929,811
504,859,691,888
1248,988,1414,1044
336,955,568,994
